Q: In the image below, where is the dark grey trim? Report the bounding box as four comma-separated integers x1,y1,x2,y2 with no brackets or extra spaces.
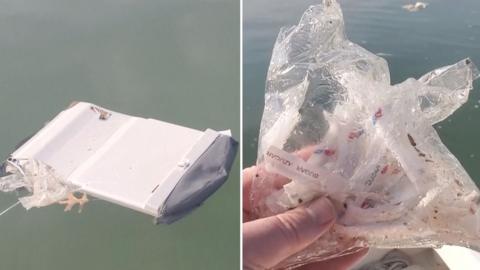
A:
155,134,238,224
0,162,6,177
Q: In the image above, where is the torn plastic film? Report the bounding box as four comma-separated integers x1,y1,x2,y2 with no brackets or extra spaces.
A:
250,0,480,268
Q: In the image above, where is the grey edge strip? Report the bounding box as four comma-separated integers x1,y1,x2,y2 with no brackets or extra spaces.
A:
155,134,238,224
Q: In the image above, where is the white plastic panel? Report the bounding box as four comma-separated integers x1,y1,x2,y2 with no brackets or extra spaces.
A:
13,103,130,179
144,129,219,214
11,102,217,216
68,117,203,213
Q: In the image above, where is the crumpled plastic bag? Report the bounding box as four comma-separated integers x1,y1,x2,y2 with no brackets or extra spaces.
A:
0,158,74,209
249,0,480,268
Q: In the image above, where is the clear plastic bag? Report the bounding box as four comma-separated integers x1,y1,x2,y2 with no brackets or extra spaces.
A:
0,158,74,209
250,0,480,268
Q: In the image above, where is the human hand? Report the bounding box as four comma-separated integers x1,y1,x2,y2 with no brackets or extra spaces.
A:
243,166,367,270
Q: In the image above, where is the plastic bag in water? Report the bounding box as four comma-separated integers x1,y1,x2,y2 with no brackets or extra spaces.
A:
0,158,74,209
250,0,480,268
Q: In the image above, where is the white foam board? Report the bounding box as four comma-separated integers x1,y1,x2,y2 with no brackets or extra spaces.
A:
10,102,223,217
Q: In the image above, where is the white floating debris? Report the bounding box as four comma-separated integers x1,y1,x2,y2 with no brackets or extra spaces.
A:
0,102,237,224
402,2,429,12
376,52,393,57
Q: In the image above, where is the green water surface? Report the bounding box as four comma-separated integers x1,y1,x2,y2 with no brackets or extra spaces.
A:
0,1,239,269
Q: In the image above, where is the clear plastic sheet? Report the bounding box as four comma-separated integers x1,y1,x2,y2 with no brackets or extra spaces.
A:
250,0,480,268
0,158,75,209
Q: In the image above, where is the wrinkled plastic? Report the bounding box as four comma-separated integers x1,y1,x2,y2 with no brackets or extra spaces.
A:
0,158,74,209
250,0,480,268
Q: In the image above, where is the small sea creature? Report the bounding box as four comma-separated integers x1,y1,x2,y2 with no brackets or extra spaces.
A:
314,148,336,156
372,108,383,125
59,192,89,213
361,199,375,209
407,134,416,147
381,165,389,175
348,129,364,140
391,167,401,175
407,133,434,163
402,2,428,12
90,106,112,120
324,149,336,156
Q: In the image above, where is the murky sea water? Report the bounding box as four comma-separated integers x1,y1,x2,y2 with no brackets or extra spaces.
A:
243,0,480,190
0,1,239,269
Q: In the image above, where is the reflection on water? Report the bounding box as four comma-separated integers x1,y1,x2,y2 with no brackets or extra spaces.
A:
0,0,239,269
243,0,480,188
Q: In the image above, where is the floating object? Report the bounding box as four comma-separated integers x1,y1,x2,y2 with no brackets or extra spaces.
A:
0,102,237,224
59,192,89,213
402,2,429,12
376,52,393,57
250,0,480,268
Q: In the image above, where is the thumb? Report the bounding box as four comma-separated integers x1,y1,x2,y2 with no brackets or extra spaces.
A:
243,197,336,269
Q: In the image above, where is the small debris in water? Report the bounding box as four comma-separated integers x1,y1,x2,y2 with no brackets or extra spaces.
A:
376,52,393,57
474,104,479,109
90,106,112,120
58,192,89,213
0,201,20,217
402,2,428,12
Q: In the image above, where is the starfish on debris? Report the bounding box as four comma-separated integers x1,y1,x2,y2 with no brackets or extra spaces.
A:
58,192,89,213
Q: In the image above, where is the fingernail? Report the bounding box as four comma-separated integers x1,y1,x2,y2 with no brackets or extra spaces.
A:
306,197,336,226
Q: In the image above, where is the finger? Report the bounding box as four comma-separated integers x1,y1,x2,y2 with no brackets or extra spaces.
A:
243,197,336,269
243,146,315,203
243,166,256,221
242,145,319,221
242,166,256,207
243,144,317,195
243,166,291,199
243,166,291,221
